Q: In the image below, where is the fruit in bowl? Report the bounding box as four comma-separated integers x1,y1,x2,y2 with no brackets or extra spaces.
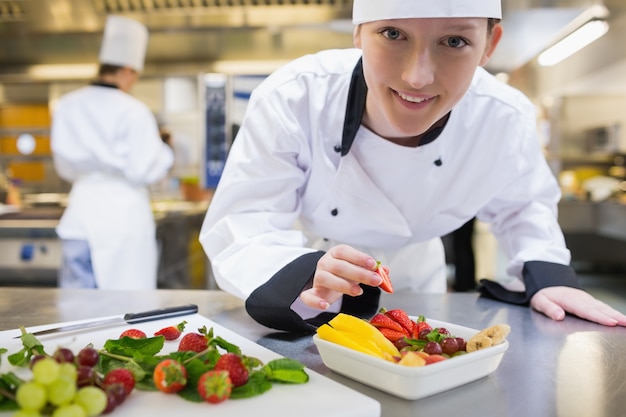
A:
313,310,511,400
316,309,510,367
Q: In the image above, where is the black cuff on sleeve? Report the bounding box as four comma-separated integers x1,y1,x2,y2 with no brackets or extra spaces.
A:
245,251,324,334
477,260,582,305
245,251,383,333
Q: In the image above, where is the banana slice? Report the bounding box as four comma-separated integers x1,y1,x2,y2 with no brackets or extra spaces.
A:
466,324,511,352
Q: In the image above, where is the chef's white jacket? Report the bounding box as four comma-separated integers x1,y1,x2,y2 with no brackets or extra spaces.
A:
52,83,174,290
200,49,581,332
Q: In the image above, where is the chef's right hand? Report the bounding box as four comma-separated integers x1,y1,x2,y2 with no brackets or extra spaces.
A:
299,244,382,311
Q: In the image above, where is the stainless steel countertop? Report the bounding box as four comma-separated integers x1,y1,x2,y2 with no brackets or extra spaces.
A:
1,287,626,417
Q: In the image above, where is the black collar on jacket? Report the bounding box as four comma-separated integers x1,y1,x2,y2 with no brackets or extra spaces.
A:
90,81,119,89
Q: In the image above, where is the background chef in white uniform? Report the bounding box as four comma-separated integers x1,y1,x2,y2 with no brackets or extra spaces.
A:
200,0,626,332
51,15,174,290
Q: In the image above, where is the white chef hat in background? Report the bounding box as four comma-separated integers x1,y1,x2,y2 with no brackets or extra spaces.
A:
352,0,502,25
98,15,149,72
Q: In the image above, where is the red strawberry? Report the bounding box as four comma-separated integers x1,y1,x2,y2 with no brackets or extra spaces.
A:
103,368,135,396
412,320,433,339
197,370,232,404
153,359,187,393
177,332,208,352
378,327,408,343
119,329,146,339
369,313,406,334
375,262,394,293
154,320,187,341
214,353,249,387
384,309,415,335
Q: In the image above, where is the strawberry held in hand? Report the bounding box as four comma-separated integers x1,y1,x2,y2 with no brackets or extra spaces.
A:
375,261,393,293
154,320,187,341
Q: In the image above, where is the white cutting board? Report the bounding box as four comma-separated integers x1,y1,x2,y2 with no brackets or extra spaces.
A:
0,313,380,417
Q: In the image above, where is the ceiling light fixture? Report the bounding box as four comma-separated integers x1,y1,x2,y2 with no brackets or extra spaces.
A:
28,64,98,80
537,4,610,67
538,19,609,66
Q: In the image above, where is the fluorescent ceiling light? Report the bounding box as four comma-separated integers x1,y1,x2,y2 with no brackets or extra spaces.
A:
28,64,97,80
538,19,609,66
211,60,289,74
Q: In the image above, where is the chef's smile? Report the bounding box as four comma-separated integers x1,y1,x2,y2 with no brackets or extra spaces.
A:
395,90,435,106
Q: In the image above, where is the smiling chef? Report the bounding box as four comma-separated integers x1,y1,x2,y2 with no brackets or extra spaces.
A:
200,0,626,332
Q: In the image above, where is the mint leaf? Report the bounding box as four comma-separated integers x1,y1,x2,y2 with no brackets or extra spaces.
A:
7,329,47,367
103,335,165,360
262,358,309,384
231,371,272,399
210,336,241,355
0,372,21,411
176,357,209,403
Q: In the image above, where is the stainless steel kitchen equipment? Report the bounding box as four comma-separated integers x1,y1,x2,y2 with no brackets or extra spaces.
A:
0,216,62,286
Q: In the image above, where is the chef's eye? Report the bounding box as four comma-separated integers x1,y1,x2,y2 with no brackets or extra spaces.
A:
381,28,405,41
444,36,468,48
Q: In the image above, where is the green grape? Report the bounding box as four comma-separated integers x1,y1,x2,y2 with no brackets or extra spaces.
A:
59,363,78,382
51,404,87,417
32,357,61,386
15,381,47,411
11,410,42,417
74,387,107,417
47,375,77,407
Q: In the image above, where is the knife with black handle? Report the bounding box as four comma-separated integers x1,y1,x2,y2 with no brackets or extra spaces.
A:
15,304,199,338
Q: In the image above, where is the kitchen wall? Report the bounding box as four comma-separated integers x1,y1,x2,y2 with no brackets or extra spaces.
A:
505,4,626,184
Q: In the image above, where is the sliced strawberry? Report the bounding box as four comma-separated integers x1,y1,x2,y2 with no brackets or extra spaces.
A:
384,309,415,336
119,329,147,339
197,370,233,404
154,320,187,341
375,262,394,293
369,313,406,334
378,327,408,343
214,353,249,387
412,320,433,339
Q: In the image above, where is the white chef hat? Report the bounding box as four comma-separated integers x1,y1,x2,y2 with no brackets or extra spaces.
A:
352,0,502,25
98,15,149,72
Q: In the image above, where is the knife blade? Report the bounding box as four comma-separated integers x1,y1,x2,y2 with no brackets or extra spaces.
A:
15,304,199,338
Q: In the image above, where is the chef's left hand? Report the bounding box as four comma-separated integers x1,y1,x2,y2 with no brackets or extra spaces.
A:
530,286,626,326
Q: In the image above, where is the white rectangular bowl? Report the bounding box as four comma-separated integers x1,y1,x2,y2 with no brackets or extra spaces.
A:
313,318,508,400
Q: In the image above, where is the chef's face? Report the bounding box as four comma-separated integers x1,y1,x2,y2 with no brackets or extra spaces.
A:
354,18,502,145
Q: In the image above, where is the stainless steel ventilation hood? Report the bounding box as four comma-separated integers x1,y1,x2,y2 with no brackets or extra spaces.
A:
0,0,625,83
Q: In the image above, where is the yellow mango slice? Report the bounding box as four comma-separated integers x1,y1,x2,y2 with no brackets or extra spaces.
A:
335,329,386,356
316,324,384,359
328,313,400,358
